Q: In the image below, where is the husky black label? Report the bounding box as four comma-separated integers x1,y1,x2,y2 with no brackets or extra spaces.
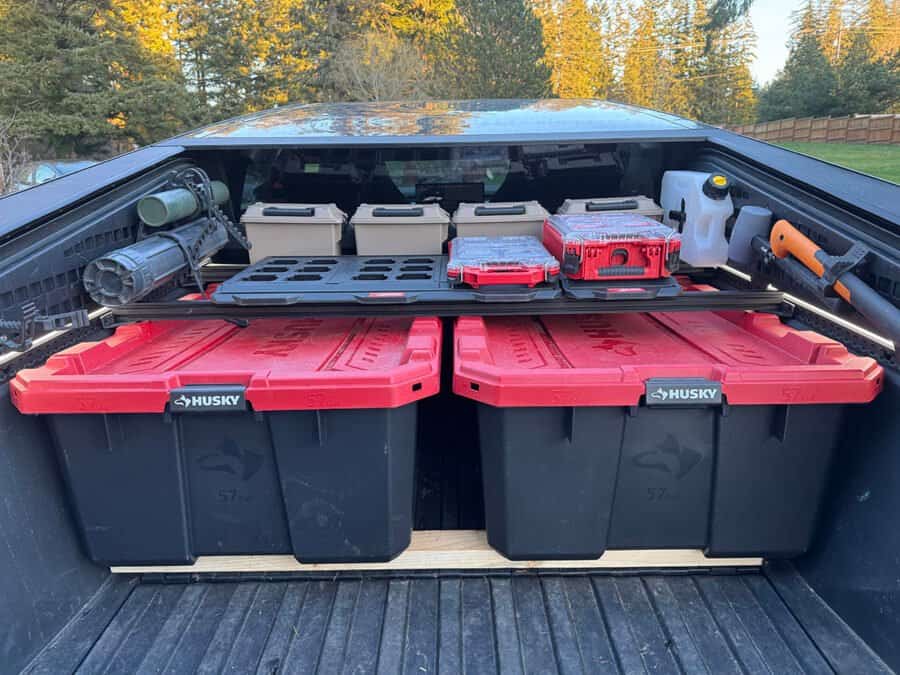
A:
645,379,722,406
169,386,247,412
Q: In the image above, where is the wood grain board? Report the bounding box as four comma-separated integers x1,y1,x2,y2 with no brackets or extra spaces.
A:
111,530,762,573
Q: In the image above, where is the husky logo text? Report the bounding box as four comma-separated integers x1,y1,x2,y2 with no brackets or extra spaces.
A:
169,387,246,412
645,379,722,406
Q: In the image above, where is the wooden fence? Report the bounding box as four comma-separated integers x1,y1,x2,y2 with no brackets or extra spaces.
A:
729,114,900,145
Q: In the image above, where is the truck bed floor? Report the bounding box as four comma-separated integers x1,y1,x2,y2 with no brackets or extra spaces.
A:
24,563,889,674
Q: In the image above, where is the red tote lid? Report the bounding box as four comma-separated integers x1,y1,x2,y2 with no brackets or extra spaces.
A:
12,317,441,414
453,311,882,407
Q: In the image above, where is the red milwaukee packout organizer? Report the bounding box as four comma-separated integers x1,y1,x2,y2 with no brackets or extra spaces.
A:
543,213,681,281
454,311,882,561
447,235,560,288
11,317,441,566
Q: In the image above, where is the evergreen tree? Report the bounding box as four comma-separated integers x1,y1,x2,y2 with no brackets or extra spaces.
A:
432,0,550,98
757,4,838,120
557,0,610,98
861,0,900,60
175,0,332,117
590,0,619,98
658,0,697,117
105,0,203,142
0,0,196,154
692,16,757,123
831,29,899,112
356,0,456,39
534,0,612,98
622,0,662,107
707,0,754,30
820,0,851,64
619,0,691,112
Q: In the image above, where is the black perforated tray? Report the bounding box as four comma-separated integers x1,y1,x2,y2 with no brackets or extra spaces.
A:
211,255,562,305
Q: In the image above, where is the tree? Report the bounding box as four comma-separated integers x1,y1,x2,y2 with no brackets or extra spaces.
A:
694,21,757,123
622,0,692,111
355,0,456,39
707,0,754,29
757,4,838,120
326,30,428,101
820,0,852,64
103,0,203,143
622,0,661,107
0,0,197,154
535,0,613,98
860,0,900,60
656,0,697,117
0,115,30,195
831,29,899,112
432,0,550,98
688,0,757,124
169,0,320,119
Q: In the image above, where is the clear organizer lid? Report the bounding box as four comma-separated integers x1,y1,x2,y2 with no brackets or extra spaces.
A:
448,236,560,273
547,213,680,243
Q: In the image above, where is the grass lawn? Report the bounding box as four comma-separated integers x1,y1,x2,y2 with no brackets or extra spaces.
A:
776,142,900,184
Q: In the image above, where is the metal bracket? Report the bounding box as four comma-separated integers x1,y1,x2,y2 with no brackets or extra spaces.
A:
161,167,252,295
0,303,91,351
176,168,251,252
100,313,131,330
158,227,207,294
818,242,870,286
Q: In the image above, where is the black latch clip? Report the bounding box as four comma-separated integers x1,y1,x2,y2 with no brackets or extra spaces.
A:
0,303,91,351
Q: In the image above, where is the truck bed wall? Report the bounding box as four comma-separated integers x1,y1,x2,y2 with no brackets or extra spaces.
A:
0,384,109,673
797,366,900,670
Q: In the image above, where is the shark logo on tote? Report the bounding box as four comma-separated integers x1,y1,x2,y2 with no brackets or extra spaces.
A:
197,439,263,481
632,434,703,479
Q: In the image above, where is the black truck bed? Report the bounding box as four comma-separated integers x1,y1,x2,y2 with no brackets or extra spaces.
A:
24,564,889,674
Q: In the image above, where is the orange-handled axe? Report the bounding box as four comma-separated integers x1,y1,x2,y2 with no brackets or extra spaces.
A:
770,219,898,347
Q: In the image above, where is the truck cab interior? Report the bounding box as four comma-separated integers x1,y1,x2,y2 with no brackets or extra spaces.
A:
1,100,898,674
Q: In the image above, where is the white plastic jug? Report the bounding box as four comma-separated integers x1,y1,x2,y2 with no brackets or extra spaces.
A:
660,171,734,267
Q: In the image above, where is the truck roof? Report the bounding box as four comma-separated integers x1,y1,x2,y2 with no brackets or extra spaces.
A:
159,99,709,148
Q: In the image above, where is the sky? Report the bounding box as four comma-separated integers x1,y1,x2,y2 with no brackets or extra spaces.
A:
748,0,805,84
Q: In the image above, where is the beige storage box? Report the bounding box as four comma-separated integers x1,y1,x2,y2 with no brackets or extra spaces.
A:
452,201,549,238
557,196,664,221
242,203,347,263
351,204,450,255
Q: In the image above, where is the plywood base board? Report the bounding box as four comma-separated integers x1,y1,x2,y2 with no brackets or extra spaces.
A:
111,530,762,574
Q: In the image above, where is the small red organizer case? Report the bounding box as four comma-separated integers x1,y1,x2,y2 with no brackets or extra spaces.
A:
447,236,560,288
543,213,681,281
